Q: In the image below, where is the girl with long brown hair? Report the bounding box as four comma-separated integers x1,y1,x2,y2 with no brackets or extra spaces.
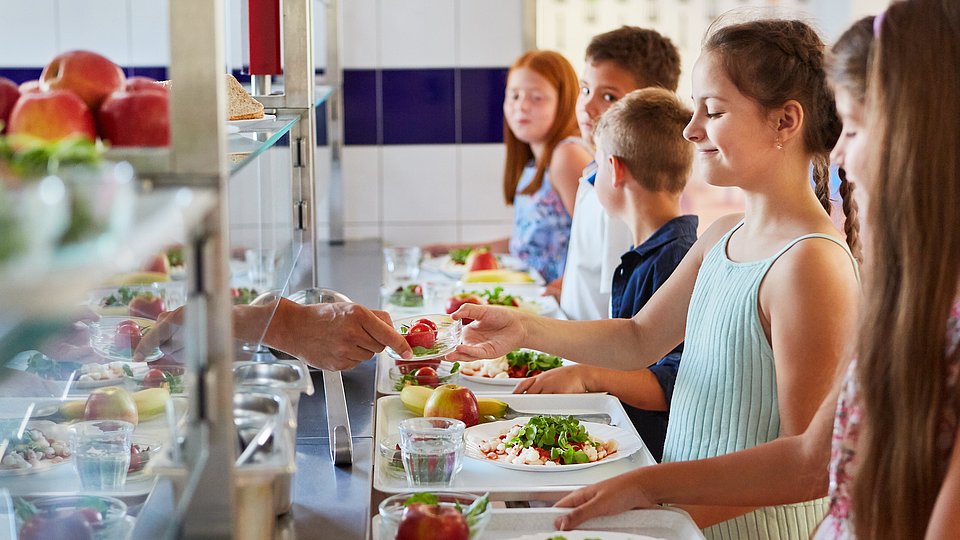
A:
425,50,592,283
515,2,960,538
449,16,862,538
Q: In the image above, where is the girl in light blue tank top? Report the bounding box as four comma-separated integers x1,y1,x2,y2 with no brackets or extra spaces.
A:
664,222,859,539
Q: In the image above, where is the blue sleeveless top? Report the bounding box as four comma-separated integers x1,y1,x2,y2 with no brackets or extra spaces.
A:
663,221,859,539
509,138,588,283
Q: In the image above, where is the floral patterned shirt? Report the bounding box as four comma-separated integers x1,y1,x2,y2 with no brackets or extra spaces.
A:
509,138,587,283
816,301,960,538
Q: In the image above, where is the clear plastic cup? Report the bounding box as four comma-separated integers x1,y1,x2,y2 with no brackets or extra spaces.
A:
383,246,422,285
398,417,465,487
71,420,133,491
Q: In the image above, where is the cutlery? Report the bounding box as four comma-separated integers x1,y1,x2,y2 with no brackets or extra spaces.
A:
500,406,613,425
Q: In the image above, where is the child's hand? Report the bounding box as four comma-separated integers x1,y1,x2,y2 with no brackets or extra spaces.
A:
513,365,589,394
542,277,563,301
445,304,526,362
553,471,657,530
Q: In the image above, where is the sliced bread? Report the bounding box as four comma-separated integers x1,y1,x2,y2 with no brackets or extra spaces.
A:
157,75,264,121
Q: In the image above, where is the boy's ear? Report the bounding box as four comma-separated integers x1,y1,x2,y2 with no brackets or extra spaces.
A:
773,99,805,144
609,154,628,188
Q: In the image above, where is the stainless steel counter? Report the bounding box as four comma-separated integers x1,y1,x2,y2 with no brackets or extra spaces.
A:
289,239,383,539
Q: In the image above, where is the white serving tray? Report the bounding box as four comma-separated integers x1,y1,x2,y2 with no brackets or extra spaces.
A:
372,507,704,540
373,393,656,498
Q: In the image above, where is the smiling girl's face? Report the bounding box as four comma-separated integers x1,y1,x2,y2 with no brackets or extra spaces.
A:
503,67,559,146
682,52,783,188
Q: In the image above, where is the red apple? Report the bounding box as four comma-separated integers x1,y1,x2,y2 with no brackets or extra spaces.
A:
423,384,479,427
128,293,165,320
40,50,125,111
124,76,167,93
396,503,469,540
140,252,171,274
7,90,96,142
18,80,41,94
97,89,170,147
444,293,482,324
83,387,139,426
466,248,498,271
0,77,20,133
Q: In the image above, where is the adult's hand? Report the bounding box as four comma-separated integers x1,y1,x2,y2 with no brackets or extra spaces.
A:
266,300,411,371
513,364,590,394
552,471,656,530
445,304,527,362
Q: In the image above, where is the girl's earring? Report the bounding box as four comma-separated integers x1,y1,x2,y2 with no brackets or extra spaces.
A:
775,137,784,151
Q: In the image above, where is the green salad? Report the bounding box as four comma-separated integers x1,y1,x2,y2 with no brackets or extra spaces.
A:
508,415,600,465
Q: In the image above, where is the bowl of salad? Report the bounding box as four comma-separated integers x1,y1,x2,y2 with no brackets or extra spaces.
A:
378,492,490,540
385,314,462,366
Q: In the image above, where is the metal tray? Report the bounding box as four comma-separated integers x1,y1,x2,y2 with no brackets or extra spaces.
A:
372,393,656,499
372,507,704,540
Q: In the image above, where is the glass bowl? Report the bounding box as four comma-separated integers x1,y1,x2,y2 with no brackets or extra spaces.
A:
18,494,128,540
378,491,491,540
127,435,162,475
88,316,162,362
388,362,460,390
385,314,462,361
377,435,406,479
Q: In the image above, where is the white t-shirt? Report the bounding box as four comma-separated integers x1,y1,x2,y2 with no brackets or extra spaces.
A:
559,174,634,320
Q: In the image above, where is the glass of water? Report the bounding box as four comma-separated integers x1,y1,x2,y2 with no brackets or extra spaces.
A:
383,246,422,286
71,420,133,491
398,417,465,487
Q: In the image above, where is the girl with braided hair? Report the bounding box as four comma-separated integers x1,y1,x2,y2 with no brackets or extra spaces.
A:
448,16,862,538
542,2,960,537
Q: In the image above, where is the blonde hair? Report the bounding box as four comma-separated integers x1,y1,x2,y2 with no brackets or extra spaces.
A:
853,1,960,538
593,88,692,194
502,50,582,205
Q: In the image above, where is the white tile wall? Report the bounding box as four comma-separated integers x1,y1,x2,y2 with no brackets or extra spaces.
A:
313,0,328,71
457,0,524,67
224,0,245,71
378,0,456,68
457,222,513,244
382,223,458,246
340,0,379,68
129,0,170,66
58,0,131,65
458,145,513,223
381,146,457,223
0,0,59,66
342,146,382,223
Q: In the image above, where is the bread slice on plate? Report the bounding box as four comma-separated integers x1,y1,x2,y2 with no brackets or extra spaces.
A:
225,73,264,121
157,75,265,121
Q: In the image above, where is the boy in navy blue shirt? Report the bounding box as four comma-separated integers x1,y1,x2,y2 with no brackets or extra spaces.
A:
517,88,695,461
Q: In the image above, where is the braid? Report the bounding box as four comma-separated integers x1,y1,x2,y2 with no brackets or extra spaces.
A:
837,168,863,264
812,154,832,215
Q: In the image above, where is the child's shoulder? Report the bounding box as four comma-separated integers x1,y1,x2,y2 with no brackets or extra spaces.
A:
698,213,744,247
550,138,593,163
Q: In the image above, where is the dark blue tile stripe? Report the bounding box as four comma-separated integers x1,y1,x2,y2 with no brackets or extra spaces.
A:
343,67,506,146
0,68,43,85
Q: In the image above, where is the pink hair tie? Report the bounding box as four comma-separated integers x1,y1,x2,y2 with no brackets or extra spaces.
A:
873,9,886,37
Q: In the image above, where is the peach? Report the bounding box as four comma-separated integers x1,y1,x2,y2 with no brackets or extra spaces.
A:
40,50,125,111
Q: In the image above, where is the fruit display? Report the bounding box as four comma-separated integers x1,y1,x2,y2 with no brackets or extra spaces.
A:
58,387,171,423
399,384,507,419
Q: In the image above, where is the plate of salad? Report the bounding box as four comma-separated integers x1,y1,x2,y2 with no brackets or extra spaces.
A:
422,248,527,278
382,283,425,309
458,349,570,386
463,415,640,472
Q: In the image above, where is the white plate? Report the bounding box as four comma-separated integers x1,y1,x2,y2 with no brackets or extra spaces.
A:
509,532,665,540
460,357,575,387
463,418,642,472
227,113,276,127
422,253,529,278
72,361,151,389
0,421,72,477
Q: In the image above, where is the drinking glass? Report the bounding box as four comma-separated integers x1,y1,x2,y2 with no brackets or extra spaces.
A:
422,281,456,312
245,248,277,288
71,420,133,491
398,417,465,487
383,246,422,286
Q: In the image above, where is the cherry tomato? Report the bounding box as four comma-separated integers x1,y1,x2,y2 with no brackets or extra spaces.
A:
404,322,437,349
115,319,141,333
143,368,167,388
414,318,438,333
113,324,142,351
413,366,440,387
